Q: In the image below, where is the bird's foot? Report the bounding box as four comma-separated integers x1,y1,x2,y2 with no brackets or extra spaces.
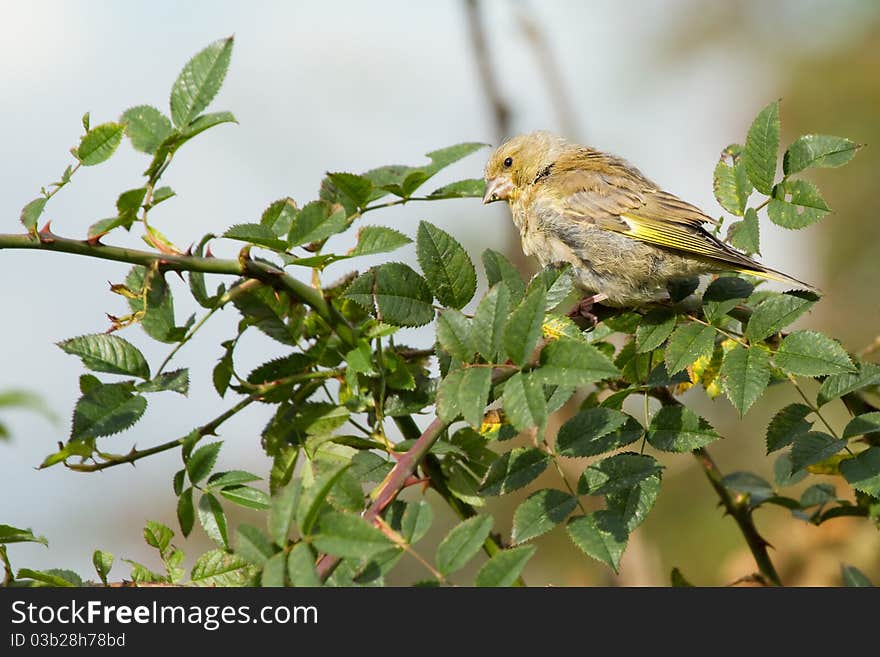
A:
567,293,608,328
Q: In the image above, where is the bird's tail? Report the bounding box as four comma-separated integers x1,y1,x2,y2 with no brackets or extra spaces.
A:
731,262,820,294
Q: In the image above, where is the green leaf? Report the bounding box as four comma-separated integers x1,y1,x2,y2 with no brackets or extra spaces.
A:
312,512,392,559
125,267,182,344
136,369,189,395
220,485,270,510
472,283,511,361
144,520,173,555
177,487,195,537
120,105,173,154
767,179,830,229
635,308,677,353
702,276,753,323
671,568,694,587
261,551,286,587
503,285,546,366
766,403,813,453
436,310,474,362
170,36,234,127
180,111,237,139
840,447,880,496
459,367,492,428
719,346,771,416
269,478,301,546
482,249,525,299
344,263,435,327
664,323,716,375
429,178,486,198
511,489,577,544
16,568,80,587
223,223,287,250
606,474,661,532
501,372,547,432
841,564,873,587
287,543,321,587
326,172,374,210
77,122,125,165
235,524,275,566
479,447,549,496
20,197,47,231
260,197,298,236
557,409,643,458
232,285,301,346
783,134,861,175
191,549,252,586
790,432,848,472
57,333,150,379
578,452,663,496
743,100,779,195
0,525,48,546
775,330,855,376
646,406,720,452
723,472,775,507
116,186,147,217
727,207,761,254
401,500,434,544
186,441,222,484
474,545,536,587
435,515,493,576
350,226,412,257
843,412,880,439
416,221,477,309
746,292,816,342
818,362,880,406
534,338,621,387
92,550,113,585
197,493,229,549
288,200,348,247
296,464,353,536
567,512,628,572
713,158,752,216
71,382,147,440
424,142,487,174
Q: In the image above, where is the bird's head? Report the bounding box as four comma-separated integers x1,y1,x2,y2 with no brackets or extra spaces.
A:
483,131,567,204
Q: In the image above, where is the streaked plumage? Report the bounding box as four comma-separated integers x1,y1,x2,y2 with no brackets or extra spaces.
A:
483,131,814,306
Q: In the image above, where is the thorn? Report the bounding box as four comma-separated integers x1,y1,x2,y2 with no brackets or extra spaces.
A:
38,221,55,243
86,235,103,246
205,245,214,258
185,244,193,256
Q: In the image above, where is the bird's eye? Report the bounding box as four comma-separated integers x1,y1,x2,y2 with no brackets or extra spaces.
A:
503,157,513,168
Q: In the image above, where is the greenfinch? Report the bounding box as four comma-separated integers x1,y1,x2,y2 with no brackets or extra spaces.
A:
483,131,814,307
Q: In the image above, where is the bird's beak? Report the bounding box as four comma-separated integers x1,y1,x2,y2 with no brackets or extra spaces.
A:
482,176,514,204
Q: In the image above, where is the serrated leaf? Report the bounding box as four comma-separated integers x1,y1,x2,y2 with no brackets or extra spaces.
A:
503,285,546,366
170,36,234,127
766,403,813,453
268,478,301,546
435,515,493,576
92,550,113,585
288,200,348,247
401,500,433,544
260,197,298,236
719,346,770,416
70,382,147,440
197,493,229,549
232,285,302,345
791,432,848,473
703,276,753,323
144,520,174,556
578,452,663,496
0,525,48,546
664,323,716,375
125,267,181,344
120,105,173,154
287,543,321,587
186,441,222,484
743,100,779,195
635,308,676,353
567,512,628,572
180,111,237,139
177,487,195,537
646,406,720,452
843,412,880,439
296,464,353,536
350,226,412,256
479,447,549,496
344,263,434,327
817,362,880,406
775,330,855,376
534,337,622,387
511,489,577,544
746,292,816,342
429,178,486,198
235,524,275,566
77,122,125,165
768,179,830,229
20,197,47,231
436,309,474,361
557,408,642,458
57,333,150,379
16,568,80,587
223,223,287,250
474,545,536,586
713,158,752,216
840,447,880,496
727,207,761,254
416,221,477,309
136,369,189,395
501,372,547,432
482,248,525,298
191,549,251,586
606,474,661,532
472,283,511,361
220,485,270,510
326,172,374,210
783,134,860,175
425,142,487,173
312,512,392,559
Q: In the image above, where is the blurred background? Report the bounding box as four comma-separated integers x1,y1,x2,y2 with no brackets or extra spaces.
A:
2,0,878,586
